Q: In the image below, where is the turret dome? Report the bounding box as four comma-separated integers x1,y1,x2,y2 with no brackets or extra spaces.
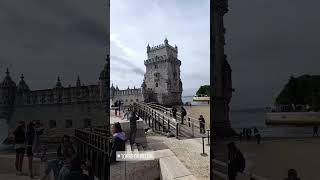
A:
17,74,29,91
1,68,16,88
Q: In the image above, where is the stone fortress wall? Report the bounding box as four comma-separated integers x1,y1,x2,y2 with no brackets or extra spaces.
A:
0,56,109,140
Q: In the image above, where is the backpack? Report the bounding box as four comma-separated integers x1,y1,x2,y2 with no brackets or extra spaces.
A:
236,151,245,172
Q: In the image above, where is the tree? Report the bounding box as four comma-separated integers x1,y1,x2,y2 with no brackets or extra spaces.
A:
196,85,210,96
275,75,320,111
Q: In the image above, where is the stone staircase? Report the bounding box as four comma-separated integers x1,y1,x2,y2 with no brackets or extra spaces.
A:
110,140,197,180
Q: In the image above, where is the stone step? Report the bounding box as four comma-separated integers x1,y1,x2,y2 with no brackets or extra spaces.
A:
125,141,132,152
131,144,139,154
137,144,144,151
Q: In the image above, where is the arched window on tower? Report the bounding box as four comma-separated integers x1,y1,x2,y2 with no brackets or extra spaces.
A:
84,119,91,128
155,83,158,87
65,119,73,128
49,120,56,129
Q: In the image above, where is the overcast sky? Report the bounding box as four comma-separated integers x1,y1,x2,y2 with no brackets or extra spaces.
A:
0,0,108,90
110,0,210,96
225,0,320,109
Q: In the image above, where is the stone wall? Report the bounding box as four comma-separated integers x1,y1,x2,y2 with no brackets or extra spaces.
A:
111,88,144,106
8,102,107,139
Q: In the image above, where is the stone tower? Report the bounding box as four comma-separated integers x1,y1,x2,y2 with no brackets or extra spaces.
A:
99,54,109,102
143,38,183,106
212,0,235,137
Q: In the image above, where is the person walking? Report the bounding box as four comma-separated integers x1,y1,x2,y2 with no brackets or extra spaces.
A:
284,169,301,180
181,106,187,124
199,115,206,134
26,122,36,179
246,128,252,140
114,101,118,116
33,121,44,157
14,121,26,176
122,108,132,121
227,142,245,180
110,122,126,164
242,128,246,140
172,107,177,119
313,125,319,137
253,127,261,144
118,100,122,117
129,110,139,145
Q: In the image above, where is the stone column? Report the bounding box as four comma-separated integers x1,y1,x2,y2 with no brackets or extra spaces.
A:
212,0,235,138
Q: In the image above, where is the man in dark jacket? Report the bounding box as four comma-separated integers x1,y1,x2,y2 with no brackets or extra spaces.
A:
181,106,187,124
110,122,126,164
172,107,177,119
129,111,138,145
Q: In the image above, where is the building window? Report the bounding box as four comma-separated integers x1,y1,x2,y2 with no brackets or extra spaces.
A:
49,120,56,129
84,119,91,128
136,99,139,102
58,95,62,103
155,83,158,87
155,65,158,69
65,120,73,128
130,99,133,102
126,99,128,102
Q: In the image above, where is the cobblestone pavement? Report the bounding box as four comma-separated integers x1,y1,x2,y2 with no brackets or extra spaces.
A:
147,136,210,180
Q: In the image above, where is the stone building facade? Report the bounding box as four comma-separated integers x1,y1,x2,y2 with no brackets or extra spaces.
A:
110,38,183,107
0,58,109,140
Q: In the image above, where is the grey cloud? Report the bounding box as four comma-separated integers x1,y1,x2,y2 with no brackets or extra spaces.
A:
111,56,144,75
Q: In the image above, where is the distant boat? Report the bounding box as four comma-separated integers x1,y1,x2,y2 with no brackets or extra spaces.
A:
192,96,210,102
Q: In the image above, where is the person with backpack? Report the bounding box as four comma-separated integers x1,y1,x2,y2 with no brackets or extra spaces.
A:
199,115,206,134
228,142,245,180
180,106,187,124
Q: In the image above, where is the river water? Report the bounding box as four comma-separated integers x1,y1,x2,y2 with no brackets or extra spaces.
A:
183,96,314,138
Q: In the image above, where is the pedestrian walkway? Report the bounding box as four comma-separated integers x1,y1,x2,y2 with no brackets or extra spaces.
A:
147,135,210,180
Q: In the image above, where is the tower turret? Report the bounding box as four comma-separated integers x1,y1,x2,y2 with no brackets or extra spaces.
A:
17,74,30,92
164,37,168,45
55,76,63,88
99,54,109,101
0,68,17,120
76,75,81,87
143,40,182,106
147,44,151,53
110,83,115,97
